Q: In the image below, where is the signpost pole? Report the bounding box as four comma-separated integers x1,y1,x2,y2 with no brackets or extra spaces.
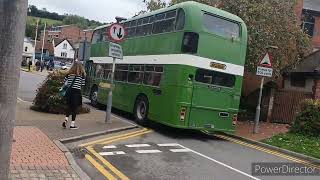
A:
104,18,126,124
253,77,264,134
106,57,116,123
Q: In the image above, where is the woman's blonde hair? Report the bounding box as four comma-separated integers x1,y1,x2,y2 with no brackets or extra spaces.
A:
67,61,86,76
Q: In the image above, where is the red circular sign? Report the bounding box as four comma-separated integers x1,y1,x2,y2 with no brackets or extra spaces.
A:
107,23,126,43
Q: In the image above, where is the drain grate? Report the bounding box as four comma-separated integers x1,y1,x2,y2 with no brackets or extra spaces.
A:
70,147,88,159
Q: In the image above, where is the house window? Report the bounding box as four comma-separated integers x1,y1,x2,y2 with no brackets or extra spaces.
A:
290,74,306,87
63,43,67,49
302,13,315,37
24,47,28,52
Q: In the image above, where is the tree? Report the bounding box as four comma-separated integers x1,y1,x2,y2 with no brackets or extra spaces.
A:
0,0,27,179
143,0,311,74
143,0,167,11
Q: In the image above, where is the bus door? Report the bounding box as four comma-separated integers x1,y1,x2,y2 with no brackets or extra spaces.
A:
189,68,236,131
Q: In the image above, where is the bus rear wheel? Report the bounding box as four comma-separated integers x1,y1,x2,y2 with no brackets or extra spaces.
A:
90,87,99,107
134,95,149,125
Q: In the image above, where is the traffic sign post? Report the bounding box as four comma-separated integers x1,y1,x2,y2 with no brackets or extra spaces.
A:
105,22,126,123
254,52,273,134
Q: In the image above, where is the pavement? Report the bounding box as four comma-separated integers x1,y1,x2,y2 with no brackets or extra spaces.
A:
10,127,79,180
11,69,138,179
235,121,289,141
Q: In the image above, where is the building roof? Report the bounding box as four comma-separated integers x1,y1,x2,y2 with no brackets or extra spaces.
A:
287,50,320,73
35,41,54,54
54,38,75,49
304,0,320,12
52,38,64,46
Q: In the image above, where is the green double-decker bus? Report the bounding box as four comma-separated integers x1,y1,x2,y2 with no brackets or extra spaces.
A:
84,1,247,134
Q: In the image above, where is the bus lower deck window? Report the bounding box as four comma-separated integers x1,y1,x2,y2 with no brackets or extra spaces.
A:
195,69,235,88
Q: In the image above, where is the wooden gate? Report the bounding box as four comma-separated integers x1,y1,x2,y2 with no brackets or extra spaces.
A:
272,90,312,124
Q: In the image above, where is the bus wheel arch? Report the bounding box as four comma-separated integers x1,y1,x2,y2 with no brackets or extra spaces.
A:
133,94,149,125
90,85,99,107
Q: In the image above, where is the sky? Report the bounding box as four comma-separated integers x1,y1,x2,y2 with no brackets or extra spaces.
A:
28,0,155,23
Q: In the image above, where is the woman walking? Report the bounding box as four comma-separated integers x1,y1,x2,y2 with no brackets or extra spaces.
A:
62,61,86,129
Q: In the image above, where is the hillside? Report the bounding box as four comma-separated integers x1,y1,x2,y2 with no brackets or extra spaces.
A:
27,16,62,26
25,5,105,39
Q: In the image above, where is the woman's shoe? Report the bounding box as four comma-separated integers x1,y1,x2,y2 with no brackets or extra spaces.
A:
62,121,67,128
70,126,79,130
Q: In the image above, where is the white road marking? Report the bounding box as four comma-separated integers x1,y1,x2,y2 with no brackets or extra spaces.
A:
157,143,180,147
169,149,191,153
126,144,151,148
103,145,117,149
99,151,126,156
17,97,27,103
136,150,162,154
178,144,261,180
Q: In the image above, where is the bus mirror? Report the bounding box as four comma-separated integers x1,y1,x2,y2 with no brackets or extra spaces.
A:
188,74,194,81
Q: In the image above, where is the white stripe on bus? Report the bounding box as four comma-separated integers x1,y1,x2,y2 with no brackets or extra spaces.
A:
91,54,244,76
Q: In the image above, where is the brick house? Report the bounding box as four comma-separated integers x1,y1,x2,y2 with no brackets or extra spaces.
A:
40,25,94,44
34,40,54,61
301,0,320,49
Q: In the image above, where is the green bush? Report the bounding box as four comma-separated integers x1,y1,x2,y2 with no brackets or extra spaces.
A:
31,71,90,114
290,99,320,137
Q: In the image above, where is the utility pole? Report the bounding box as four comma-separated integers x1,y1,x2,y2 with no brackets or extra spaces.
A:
40,22,46,63
0,0,28,179
32,18,39,65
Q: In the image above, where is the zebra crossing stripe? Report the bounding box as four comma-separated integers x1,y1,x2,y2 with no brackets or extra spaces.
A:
103,145,117,149
125,144,151,148
157,143,180,147
136,150,162,154
169,149,191,152
100,151,126,156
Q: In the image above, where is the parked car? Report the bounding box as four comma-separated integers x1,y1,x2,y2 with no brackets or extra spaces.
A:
61,63,71,70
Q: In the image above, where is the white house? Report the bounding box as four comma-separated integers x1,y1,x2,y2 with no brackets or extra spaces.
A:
53,39,75,61
22,37,34,65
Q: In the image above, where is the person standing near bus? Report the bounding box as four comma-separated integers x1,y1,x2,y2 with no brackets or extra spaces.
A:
62,61,86,129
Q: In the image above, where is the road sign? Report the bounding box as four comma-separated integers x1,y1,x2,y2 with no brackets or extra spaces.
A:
108,23,126,42
256,66,273,77
258,52,272,68
256,52,273,77
109,42,123,59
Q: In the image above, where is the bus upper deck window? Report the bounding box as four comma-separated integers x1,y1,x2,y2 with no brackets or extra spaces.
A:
176,9,185,30
203,13,240,39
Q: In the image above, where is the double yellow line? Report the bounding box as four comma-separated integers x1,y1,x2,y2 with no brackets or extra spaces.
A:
82,128,153,180
216,134,320,170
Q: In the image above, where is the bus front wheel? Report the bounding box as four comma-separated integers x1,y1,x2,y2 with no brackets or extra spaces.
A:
134,95,149,125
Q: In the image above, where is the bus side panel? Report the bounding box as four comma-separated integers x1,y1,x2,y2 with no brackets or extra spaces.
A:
147,65,194,128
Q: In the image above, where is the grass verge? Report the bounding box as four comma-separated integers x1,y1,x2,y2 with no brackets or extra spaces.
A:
262,133,320,159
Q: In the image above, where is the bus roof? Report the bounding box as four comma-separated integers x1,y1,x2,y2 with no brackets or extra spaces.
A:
94,1,244,31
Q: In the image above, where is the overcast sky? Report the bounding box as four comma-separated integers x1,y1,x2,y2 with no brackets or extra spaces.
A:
28,0,159,23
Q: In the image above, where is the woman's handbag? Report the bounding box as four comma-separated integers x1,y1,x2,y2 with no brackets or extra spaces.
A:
59,76,76,97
